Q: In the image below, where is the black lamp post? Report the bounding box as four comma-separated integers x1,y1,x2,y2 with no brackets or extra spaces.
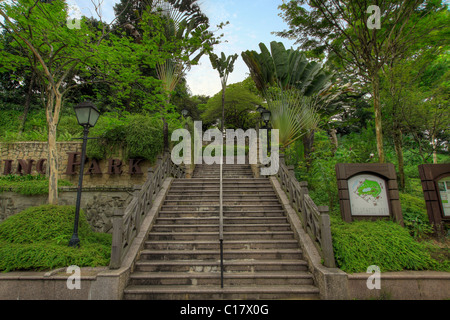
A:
261,109,271,129
181,109,189,130
69,101,100,247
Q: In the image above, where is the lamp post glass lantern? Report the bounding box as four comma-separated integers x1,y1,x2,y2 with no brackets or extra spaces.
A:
256,105,266,114
261,110,271,127
69,102,100,247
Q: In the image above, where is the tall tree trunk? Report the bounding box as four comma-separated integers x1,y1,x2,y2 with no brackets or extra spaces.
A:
47,92,61,205
163,117,169,152
372,74,385,163
432,132,437,164
163,97,171,153
303,129,315,170
221,86,226,133
393,126,405,190
329,128,338,153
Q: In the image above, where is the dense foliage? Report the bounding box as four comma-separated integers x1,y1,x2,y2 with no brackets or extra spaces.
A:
0,205,111,271
285,128,450,272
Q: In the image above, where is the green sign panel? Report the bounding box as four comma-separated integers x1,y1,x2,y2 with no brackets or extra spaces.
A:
348,174,390,217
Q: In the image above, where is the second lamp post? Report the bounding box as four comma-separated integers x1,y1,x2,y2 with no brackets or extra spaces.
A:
69,101,100,248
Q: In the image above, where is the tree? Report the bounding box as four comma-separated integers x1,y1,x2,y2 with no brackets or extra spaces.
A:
242,41,334,148
0,0,165,204
277,0,447,162
201,82,262,130
128,0,221,151
381,49,449,177
209,52,238,132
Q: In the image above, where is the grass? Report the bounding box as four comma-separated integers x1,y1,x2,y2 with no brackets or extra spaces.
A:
0,205,111,272
330,216,449,273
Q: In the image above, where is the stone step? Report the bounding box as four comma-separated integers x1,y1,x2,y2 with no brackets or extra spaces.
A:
165,194,277,200
139,249,302,261
123,284,319,300
172,181,271,186
159,204,284,211
163,200,280,206
158,210,286,218
168,188,275,194
223,205,284,211
151,224,291,233
171,181,270,186
134,259,309,273
145,239,299,251
128,271,314,286
173,178,268,181
155,216,288,225
148,231,295,241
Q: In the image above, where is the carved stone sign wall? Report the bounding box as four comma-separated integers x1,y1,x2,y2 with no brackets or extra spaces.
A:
335,163,403,225
418,163,450,234
0,142,152,188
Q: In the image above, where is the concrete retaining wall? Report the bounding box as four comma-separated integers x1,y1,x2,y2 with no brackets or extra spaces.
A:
348,271,450,300
0,267,107,300
0,187,134,233
1,268,449,300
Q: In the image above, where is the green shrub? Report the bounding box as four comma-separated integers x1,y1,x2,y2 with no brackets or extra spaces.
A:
330,216,447,273
0,205,111,272
125,115,164,161
86,113,164,163
400,193,434,239
0,205,91,244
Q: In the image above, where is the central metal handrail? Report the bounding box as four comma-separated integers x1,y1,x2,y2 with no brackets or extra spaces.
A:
219,153,224,288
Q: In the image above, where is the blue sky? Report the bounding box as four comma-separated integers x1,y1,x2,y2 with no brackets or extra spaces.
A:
70,0,297,97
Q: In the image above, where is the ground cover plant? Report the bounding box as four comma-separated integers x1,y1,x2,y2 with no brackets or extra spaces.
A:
0,175,72,195
0,205,111,272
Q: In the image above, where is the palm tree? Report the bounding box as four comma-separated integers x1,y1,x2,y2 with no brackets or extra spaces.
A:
242,41,334,149
149,0,216,151
209,52,238,132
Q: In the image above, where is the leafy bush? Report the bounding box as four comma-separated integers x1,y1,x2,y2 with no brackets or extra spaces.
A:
0,175,72,195
0,205,111,271
125,115,164,161
86,113,164,163
330,217,447,273
400,193,434,239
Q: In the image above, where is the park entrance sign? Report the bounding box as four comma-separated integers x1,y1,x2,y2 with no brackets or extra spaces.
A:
418,164,450,235
336,163,403,225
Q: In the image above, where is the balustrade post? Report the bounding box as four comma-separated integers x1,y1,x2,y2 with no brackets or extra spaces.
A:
287,165,295,205
110,208,125,269
299,181,309,224
318,206,336,268
147,167,155,204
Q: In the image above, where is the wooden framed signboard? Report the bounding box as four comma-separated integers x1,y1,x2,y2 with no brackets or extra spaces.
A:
335,163,403,225
418,164,450,235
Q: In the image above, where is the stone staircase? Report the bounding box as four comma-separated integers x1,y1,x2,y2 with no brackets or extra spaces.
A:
123,163,319,300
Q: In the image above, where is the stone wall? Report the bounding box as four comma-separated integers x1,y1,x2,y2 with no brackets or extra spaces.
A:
0,141,152,188
0,187,135,233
